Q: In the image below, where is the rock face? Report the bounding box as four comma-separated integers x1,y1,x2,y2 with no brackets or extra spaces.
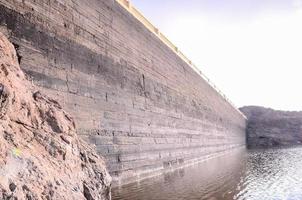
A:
240,106,302,148
0,33,111,199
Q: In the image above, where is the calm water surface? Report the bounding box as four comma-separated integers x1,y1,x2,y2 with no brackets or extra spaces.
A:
112,147,302,200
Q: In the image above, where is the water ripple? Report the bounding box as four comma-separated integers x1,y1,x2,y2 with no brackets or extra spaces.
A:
112,147,302,200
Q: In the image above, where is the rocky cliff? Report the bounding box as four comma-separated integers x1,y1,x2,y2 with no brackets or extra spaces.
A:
0,33,111,199
240,106,302,148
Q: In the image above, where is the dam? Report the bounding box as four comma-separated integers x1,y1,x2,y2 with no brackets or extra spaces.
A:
0,0,246,186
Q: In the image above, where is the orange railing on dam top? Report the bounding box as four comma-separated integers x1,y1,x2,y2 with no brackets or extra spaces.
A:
116,0,246,119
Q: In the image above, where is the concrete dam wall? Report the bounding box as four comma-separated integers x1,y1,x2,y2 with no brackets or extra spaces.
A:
0,0,246,185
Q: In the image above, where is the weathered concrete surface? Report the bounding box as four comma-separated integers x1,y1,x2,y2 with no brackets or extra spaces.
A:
0,0,246,185
240,106,302,148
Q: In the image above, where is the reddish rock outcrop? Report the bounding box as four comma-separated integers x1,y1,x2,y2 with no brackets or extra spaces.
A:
0,33,111,199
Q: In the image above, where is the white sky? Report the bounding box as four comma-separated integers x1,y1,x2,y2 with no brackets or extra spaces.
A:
131,0,302,111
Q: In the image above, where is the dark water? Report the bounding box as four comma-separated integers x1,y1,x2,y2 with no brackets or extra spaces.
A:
112,147,302,200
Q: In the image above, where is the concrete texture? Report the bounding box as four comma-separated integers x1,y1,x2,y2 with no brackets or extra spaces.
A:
0,0,246,185
241,106,302,148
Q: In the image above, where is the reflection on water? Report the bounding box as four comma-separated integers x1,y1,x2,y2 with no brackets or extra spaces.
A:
112,147,302,200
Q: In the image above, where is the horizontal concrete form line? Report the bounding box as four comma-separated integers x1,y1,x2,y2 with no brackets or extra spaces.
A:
116,0,246,119
112,145,246,187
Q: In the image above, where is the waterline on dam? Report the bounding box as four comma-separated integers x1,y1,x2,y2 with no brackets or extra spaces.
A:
112,147,302,200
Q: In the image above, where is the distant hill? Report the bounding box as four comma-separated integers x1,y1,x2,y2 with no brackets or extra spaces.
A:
240,106,302,148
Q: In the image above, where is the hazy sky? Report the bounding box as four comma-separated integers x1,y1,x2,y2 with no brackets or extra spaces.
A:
131,0,302,111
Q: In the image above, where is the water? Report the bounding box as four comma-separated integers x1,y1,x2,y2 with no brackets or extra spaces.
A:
112,147,302,200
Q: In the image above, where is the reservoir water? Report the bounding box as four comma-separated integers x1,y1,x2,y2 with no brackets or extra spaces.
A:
112,147,302,200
